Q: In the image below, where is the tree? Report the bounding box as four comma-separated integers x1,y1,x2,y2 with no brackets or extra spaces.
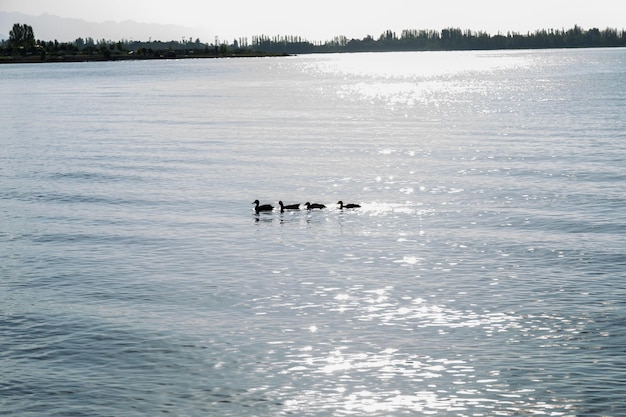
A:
9,23,35,50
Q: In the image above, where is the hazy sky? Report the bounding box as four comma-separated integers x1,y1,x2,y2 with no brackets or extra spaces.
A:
2,0,624,42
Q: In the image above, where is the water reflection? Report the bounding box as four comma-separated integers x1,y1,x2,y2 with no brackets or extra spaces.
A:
256,283,584,416
308,51,534,111
279,343,579,416
310,50,531,79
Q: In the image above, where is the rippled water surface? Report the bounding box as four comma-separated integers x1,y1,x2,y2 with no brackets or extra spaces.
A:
2,48,626,416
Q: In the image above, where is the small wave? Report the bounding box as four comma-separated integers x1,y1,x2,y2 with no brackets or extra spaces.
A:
0,189,159,207
49,171,142,183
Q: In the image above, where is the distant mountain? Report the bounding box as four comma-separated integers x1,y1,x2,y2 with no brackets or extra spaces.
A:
0,12,201,42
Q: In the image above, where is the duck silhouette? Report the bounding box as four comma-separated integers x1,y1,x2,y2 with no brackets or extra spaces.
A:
279,201,300,212
252,200,274,213
304,202,326,210
337,200,361,209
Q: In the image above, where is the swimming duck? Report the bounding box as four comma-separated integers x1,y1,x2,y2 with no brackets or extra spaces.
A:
279,201,300,212
304,202,326,210
252,200,274,213
337,200,361,209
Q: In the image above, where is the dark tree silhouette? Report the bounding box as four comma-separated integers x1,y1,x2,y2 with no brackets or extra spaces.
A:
1,23,625,63
9,23,35,50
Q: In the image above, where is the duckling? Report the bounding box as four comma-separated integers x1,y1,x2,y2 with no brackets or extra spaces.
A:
252,200,274,213
279,201,300,212
337,200,361,209
304,202,326,210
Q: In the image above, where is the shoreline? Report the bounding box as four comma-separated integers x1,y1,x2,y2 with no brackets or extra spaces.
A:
0,50,290,64
3,44,624,65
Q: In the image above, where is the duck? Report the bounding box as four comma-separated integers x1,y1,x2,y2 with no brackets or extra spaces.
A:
279,201,300,212
252,199,274,213
337,200,361,209
304,202,326,210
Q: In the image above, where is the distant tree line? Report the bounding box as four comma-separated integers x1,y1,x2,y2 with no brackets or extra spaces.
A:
252,25,626,54
3,24,218,62
0,23,276,62
1,23,625,63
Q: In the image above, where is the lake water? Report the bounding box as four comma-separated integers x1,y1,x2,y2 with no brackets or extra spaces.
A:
1,48,626,416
